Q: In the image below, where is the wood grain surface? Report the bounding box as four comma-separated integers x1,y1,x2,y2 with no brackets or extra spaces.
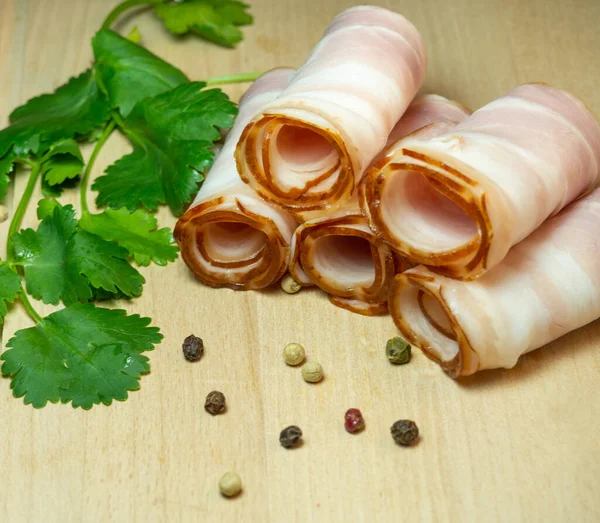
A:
1,0,599,521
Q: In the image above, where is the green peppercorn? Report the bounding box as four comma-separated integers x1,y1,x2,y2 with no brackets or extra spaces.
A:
386,337,411,364
391,419,419,446
218,471,242,497
301,361,323,383
281,274,302,294
283,342,305,366
279,425,303,448
205,390,226,415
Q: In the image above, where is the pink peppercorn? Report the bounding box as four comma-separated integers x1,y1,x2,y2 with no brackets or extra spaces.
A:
344,408,365,434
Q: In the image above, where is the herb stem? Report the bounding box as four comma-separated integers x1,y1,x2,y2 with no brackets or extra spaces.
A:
102,0,164,30
19,287,43,324
80,121,117,213
7,162,42,257
204,72,263,86
111,110,127,132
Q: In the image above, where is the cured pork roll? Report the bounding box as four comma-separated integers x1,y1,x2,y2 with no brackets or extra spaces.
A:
289,95,470,315
389,188,600,377
174,69,297,289
361,83,600,279
235,6,426,213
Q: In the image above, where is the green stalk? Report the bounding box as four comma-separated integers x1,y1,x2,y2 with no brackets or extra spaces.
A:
102,0,165,30
19,287,43,324
205,72,263,86
80,121,117,214
6,163,43,324
7,162,42,254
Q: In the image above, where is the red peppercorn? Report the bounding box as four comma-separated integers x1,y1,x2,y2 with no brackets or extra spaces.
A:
344,408,365,434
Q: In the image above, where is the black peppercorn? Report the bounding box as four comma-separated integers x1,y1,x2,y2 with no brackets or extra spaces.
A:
205,391,226,415
391,420,419,446
279,425,303,448
182,334,204,361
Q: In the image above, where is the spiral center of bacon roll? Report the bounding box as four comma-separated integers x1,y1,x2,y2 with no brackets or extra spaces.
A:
310,235,376,290
237,115,353,211
389,272,477,377
176,195,294,290
288,211,405,315
379,166,480,253
201,221,269,266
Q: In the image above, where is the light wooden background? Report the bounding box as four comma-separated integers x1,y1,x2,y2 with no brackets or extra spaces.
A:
1,0,599,522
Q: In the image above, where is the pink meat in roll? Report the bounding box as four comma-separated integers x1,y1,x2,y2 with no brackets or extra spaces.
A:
174,69,298,289
390,188,600,377
289,95,470,315
235,6,426,213
361,83,600,280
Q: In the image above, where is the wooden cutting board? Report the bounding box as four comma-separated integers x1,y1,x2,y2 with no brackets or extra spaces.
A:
1,0,599,521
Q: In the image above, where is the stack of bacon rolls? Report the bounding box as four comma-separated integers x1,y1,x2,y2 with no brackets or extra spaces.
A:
175,6,600,377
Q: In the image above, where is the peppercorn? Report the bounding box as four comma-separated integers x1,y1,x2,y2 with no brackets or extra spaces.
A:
218,471,242,497
391,419,419,446
344,408,365,434
0,205,8,224
301,361,323,383
283,342,305,366
281,274,302,294
386,337,411,365
182,334,204,361
205,390,226,415
279,425,303,448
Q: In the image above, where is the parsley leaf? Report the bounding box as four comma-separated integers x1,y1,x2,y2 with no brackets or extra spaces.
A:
36,198,61,220
0,264,21,325
92,29,189,117
155,0,253,48
1,303,162,409
11,203,144,305
41,139,84,186
40,139,84,197
92,82,237,215
0,70,110,170
80,207,179,266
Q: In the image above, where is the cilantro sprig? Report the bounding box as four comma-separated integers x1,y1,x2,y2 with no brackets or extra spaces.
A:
0,0,260,408
102,0,253,48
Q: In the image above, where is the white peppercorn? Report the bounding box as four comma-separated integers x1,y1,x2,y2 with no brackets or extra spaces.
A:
218,471,242,497
283,342,305,366
281,274,302,294
301,361,323,383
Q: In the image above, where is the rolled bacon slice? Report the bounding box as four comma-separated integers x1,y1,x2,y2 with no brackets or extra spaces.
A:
390,188,600,377
174,69,298,289
361,83,600,280
235,6,426,213
289,95,470,315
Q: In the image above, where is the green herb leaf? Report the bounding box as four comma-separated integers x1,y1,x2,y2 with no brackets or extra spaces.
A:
93,82,237,215
0,70,110,170
92,29,189,117
11,203,144,305
80,207,179,266
155,0,253,48
36,198,61,220
0,264,21,325
1,303,162,409
40,139,84,186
